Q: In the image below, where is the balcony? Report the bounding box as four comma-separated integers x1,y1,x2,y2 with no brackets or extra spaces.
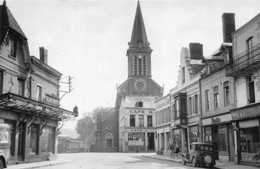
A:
226,42,260,76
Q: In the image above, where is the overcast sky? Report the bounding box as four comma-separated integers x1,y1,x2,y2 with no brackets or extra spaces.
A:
6,0,260,128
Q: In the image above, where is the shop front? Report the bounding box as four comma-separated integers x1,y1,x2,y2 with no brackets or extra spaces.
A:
202,113,235,162
0,93,75,164
231,103,260,166
126,128,155,152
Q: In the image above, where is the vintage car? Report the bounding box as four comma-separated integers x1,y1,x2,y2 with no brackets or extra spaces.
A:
0,121,10,169
182,142,217,168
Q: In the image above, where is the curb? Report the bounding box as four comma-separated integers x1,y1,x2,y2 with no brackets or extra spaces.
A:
8,160,73,169
142,155,182,163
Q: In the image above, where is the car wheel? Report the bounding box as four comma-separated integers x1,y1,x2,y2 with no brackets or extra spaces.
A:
0,160,3,169
203,154,213,165
182,159,186,165
192,157,197,167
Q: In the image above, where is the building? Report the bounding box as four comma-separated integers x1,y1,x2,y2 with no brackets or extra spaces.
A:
0,1,76,164
96,108,119,152
58,135,84,153
226,13,260,166
154,94,171,154
169,43,205,155
116,1,163,152
200,13,236,162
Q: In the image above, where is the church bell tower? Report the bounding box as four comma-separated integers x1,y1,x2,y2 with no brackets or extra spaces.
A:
127,1,152,78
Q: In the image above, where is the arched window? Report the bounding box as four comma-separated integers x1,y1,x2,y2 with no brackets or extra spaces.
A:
133,55,147,75
105,133,113,148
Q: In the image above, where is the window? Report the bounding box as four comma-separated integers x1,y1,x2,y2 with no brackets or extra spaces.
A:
194,95,198,114
204,127,212,143
133,55,147,75
139,115,144,127
9,38,17,58
36,85,42,101
175,99,180,118
135,101,143,107
205,90,210,111
188,97,192,115
134,55,138,75
182,67,185,83
190,126,199,143
147,115,153,127
30,124,39,155
4,119,15,156
223,81,230,107
246,37,253,59
18,78,25,96
0,70,3,95
213,86,219,109
171,103,175,120
248,76,255,103
130,115,135,127
105,133,113,147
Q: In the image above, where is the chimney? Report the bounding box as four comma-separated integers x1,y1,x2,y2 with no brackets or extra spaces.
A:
189,43,203,60
39,47,48,64
222,13,235,43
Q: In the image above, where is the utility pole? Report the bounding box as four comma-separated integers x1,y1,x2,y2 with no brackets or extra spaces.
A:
59,76,73,100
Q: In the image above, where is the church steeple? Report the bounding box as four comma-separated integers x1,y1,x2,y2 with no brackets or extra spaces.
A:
128,1,150,49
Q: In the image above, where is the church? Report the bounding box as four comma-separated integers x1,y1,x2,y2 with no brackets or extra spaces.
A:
96,1,163,152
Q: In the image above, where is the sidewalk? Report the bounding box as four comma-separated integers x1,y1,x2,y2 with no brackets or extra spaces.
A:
143,154,260,169
7,158,73,169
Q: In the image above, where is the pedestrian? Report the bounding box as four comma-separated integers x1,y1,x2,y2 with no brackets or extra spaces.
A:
170,144,174,159
175,144,180,158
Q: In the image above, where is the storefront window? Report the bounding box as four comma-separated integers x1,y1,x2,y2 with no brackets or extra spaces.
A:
4,119,15,156
190,126,199,143
239,119,260,162
128,133,145,146
41,126,55,153
204,127,212,143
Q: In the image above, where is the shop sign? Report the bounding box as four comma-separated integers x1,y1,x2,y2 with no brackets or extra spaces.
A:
130,129,143,132
128,110,154,114
211,117,221,124
202,114,232,125
232,105,260,120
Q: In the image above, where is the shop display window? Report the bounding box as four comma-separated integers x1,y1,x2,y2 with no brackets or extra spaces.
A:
239,120,260,162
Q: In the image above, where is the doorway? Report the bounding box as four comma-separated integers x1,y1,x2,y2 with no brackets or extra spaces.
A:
18,122,26,161
148,133,154,150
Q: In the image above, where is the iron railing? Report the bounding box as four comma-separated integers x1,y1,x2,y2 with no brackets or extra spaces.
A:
226,42,260,76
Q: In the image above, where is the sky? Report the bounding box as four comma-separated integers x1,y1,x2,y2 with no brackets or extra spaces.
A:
6,0,260,129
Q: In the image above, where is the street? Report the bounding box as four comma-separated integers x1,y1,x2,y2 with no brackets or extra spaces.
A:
36,153,257,169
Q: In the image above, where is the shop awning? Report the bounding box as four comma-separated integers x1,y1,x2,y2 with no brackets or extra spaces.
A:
0,93,76,121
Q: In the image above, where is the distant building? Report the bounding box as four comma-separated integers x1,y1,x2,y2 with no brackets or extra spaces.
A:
0,1,76,164
96,108,119,152
58,135,84,153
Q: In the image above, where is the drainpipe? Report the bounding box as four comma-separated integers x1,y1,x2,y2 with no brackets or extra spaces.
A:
199,75,203,142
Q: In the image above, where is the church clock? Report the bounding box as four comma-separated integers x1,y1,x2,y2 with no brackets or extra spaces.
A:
135,79,146,91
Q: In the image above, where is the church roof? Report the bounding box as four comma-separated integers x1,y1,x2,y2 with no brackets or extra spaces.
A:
0,1,27,44
128,1,150,49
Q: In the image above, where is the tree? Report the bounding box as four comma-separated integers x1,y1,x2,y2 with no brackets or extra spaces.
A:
76,106,111,151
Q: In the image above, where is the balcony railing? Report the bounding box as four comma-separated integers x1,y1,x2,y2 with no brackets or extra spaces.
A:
226,42,260,76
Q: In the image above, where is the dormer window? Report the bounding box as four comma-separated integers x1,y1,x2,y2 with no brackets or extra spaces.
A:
135,101,143,107
9,38,17,58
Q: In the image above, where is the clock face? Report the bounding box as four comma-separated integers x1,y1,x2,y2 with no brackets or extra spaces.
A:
135,79,146,91
138,55,142,59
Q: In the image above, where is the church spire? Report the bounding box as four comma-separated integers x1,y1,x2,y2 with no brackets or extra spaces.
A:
128,1,150,49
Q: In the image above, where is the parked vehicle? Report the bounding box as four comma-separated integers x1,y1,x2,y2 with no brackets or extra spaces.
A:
182,142,217,168
0,121,10,169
